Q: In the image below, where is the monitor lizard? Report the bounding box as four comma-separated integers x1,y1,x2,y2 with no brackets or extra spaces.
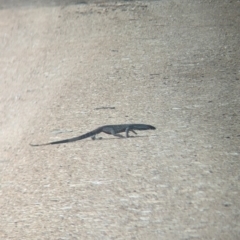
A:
30,124,156,146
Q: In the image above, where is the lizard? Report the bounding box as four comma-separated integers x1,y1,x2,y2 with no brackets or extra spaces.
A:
30,124,156,146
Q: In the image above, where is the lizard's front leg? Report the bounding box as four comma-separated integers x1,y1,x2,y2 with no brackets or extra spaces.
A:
125,127,130,138
131,130,137,135
126,128,137,138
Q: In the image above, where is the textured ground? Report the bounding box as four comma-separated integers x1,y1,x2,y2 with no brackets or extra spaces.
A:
0,0,239,239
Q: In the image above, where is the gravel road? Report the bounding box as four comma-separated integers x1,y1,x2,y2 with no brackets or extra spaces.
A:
0,0,239,239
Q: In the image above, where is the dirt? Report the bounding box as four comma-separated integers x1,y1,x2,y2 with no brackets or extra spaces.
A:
0,0,239,239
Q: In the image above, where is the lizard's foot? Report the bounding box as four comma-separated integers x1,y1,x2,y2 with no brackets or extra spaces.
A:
92,136,102,140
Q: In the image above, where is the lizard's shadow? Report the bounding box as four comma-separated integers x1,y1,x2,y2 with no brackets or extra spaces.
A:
87,134,158,141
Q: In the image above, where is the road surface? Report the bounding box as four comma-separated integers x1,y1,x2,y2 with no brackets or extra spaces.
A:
0,0,239,239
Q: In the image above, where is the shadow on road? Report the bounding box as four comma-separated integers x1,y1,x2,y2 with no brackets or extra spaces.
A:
29,135,158,147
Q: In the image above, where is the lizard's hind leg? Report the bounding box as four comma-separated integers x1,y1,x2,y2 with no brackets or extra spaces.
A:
92,135,103,140
114,133,125,138
110,128,123,138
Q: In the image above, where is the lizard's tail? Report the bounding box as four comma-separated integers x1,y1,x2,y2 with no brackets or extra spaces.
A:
30,127,102,146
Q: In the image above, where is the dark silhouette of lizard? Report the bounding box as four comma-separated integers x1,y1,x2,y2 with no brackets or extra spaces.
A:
30,124,156,146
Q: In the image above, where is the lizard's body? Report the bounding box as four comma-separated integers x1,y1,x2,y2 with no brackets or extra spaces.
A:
30,124,156,146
